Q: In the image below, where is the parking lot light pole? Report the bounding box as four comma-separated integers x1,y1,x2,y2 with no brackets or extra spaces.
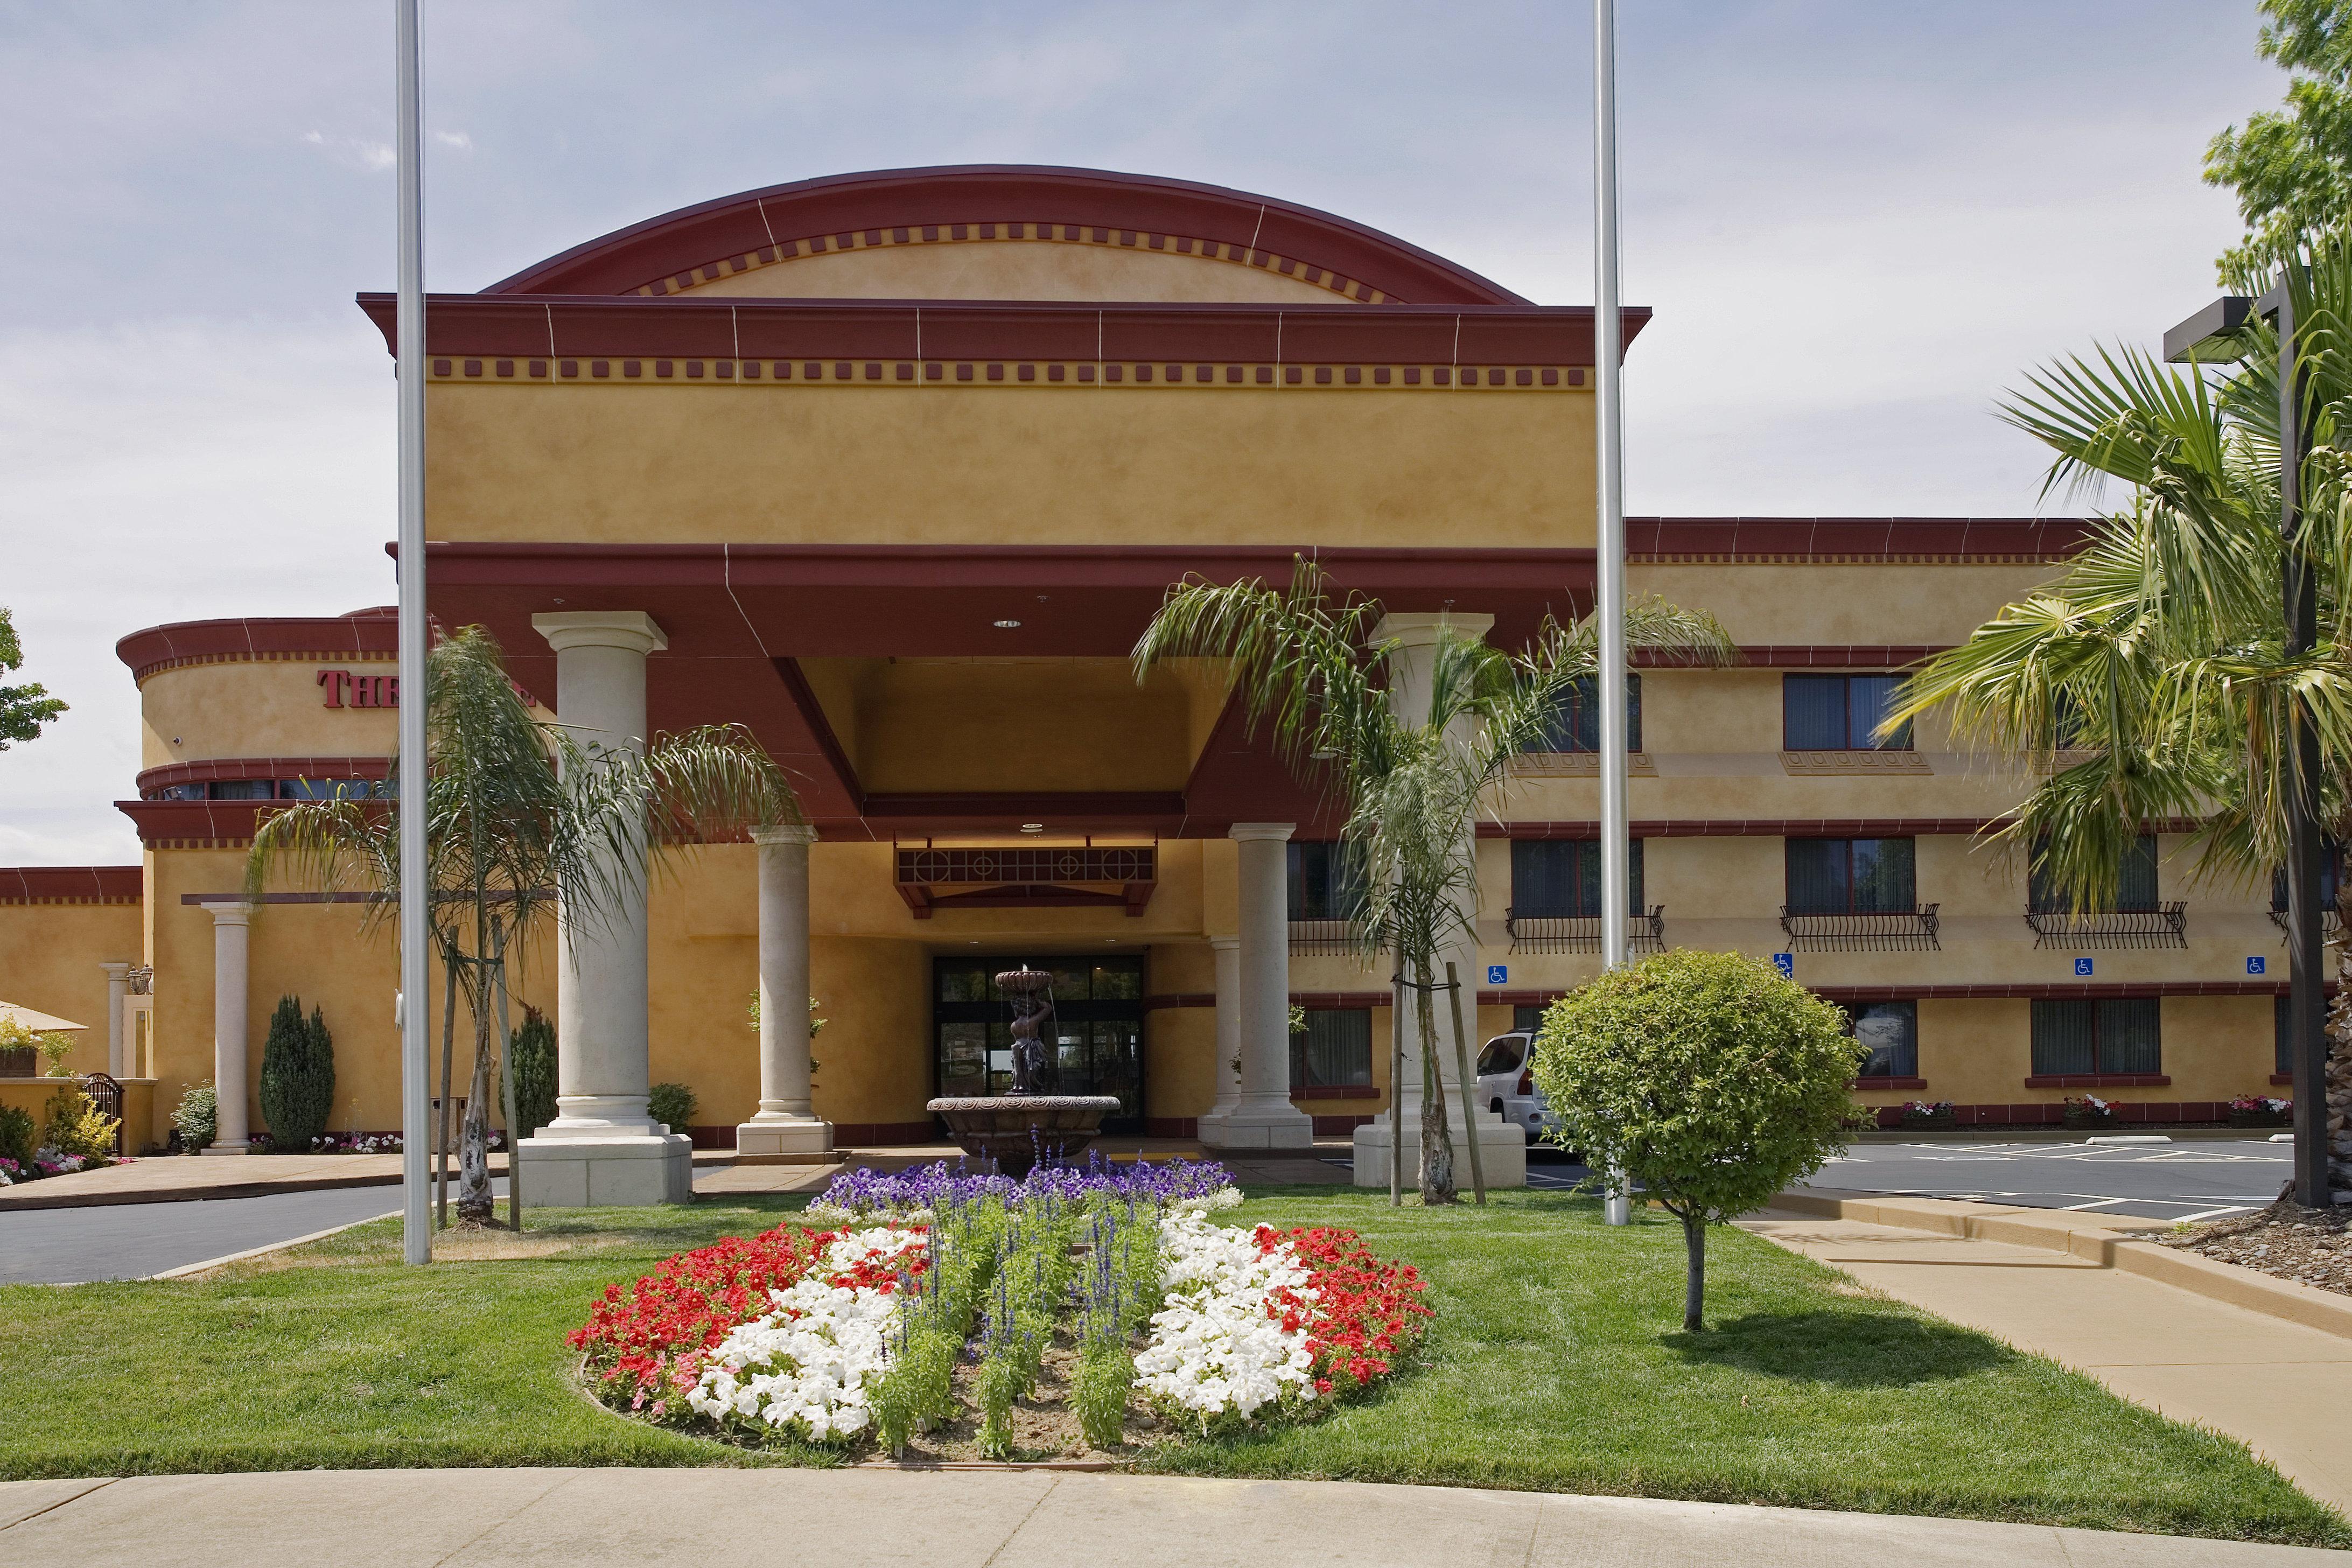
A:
2164,279,2330,1209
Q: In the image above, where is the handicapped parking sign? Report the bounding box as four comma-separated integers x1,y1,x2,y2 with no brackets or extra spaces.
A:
1771,953,1794,978
2247,955,2267,976
2074,957,2095,977
1486,965,1508,985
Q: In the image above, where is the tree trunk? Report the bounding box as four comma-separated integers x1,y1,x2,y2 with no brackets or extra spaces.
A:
437,939,458,1229
1415,956,1457,1205
491,928,522,1232
1387,978,1405,1207
2330,878,2352,1195
457,986,496,1224
1443,961,1487,1205
1682,1213,1706,1333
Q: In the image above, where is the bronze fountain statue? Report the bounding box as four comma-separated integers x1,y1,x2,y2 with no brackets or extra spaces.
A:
926,964,1122,1174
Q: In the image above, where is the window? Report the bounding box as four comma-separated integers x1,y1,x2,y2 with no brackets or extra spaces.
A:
1786,838,1915,914
1291,1008,1372,1090
1525,675,1642,753
1840,1000,1919,1079
1475,1035,1528,1076
2031,998,2161,1075
1512,1004,1546,1034
1287,841,1365,921
2032,835,2158,914
2271,841,2344,913
1510,838,1644,917
1783,673,1912,751
281,777,386,801
2277,995,2293,1076
207,779,276,801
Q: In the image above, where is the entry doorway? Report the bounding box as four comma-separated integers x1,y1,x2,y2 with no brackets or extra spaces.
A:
933,955,1146,1133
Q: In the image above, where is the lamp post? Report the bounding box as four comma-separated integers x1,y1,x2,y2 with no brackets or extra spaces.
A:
2164,276,2330,1209
1593,0,1633,1227
393,0,431,1263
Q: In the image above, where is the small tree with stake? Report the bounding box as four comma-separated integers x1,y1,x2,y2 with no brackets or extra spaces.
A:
1531,948,1864,1331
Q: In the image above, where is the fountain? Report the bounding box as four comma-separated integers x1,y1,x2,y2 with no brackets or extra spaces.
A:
927,965,1122,1175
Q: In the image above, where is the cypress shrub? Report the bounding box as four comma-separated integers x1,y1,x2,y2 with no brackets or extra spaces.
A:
510,1006,558,1138
258,994,336,1150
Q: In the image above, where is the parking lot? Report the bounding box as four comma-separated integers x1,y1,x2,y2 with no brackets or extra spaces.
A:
1798,1137,2294,1222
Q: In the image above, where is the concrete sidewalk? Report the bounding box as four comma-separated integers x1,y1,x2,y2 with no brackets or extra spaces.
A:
1742,1207,2352,1515
2,1468,2340,1566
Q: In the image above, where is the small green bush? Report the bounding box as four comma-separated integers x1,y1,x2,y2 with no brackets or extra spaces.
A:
509,1006,558,1138
647,1081,696,1136
171,1082,218,1152
43,1082,118,1160
1533,947,1864,1331
0,1103,36,1169
258,995,335,1150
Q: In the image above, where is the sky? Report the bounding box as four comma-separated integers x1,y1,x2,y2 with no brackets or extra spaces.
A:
0,1,2291,864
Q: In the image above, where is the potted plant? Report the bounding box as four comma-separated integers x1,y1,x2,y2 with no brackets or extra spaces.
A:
2061,1093,2118,1130
1898,1098,1956,1130
2227,1094,2292,1129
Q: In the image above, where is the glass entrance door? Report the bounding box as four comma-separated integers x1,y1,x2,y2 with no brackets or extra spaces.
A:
933,955,1146,1132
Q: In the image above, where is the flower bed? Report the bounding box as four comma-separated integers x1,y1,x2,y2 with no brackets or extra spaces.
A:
0,1151,109,1187
568,1160,1429,1458
1896,1099,1956,1129
2061,1094,2118,1129
2228,1095,2292,1129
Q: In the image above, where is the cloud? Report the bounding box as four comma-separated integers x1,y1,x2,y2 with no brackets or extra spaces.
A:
302,129,395,171
432,130,473,152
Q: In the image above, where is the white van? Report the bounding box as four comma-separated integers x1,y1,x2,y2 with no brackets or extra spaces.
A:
1473,1032,1558,1140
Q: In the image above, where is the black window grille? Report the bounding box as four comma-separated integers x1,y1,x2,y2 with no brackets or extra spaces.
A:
1782,838,1935,950
2025,835,2184,948
1507,839,1660,952
2031,998,2161,1075
2269,841,2345,938
1783,673,1912,751
1288,841,1370,954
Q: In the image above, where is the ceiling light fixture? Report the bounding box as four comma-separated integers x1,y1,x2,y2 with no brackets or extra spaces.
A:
994,619,1021,629
1020,822,1045,834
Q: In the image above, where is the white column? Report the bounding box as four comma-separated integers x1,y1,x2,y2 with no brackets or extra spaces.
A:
737,824,832,1160
203,904,253,1155
517,609,691,1206
1207,935,1242,1123
100,962,131,1077
1199,825,1314,1150
1352,611,1526,1189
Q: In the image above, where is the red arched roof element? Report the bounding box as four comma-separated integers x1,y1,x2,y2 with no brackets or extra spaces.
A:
485,165,1528,306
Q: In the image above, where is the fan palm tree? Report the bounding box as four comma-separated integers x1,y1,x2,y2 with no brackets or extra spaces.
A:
1135,560,1731,1204
1890,240,2352,1159
247,626,800,1230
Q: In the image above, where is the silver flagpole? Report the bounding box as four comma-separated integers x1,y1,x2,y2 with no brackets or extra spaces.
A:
394,0,431,1265
1594,0,1633,1227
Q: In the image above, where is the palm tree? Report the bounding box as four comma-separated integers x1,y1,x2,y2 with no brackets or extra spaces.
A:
1135,560,1731,1204
248,626,800,1229
1891,241,2352,1192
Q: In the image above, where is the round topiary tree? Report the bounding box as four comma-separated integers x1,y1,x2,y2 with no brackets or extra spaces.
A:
1531,948,1864,1331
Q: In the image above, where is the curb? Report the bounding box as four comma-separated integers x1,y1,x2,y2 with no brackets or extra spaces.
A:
1769,1189,2352,1341
0,1149,740,1213
147,1209,401,1279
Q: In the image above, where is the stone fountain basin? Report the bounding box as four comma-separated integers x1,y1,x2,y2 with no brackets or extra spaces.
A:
926,1095,1123,1175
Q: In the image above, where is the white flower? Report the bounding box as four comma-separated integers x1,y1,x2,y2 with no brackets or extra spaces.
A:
1133,1211,1319,1423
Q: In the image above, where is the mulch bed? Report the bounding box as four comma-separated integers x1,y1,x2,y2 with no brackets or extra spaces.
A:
2162,1200,2352,1298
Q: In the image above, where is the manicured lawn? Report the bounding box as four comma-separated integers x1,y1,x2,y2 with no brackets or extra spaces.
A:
0,1187,2340,1547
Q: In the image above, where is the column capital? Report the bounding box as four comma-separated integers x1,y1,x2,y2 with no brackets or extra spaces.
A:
1208,934,1242,951
1228,822,1296,844
750,823,820,846
201,901,255,926
99,961,134,980
1370,610,1495,648
531,610,668,657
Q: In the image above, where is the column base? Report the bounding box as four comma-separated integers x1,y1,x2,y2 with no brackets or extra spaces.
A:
734,1115,834,1164
200,1141,250,1157
517,1130,692,1206
1352,1117,1527,1189
1197,1100,1316,1151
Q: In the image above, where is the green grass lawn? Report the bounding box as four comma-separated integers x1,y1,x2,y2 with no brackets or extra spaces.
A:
0,1186,2340,1547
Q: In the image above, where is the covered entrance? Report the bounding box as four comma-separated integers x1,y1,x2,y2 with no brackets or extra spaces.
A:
934,955,1145,1133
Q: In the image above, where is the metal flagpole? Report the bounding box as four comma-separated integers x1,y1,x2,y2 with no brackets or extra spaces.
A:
1593,0,1633,1227
394,0,431,1265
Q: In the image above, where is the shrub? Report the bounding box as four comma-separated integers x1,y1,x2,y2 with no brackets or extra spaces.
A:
0,1103,36,1168
648,1081,697,1136
1532,947,1864,1331
258,995,336,1150
43,1082,118,1160
509,1006,558,1138
171,1082,218,1152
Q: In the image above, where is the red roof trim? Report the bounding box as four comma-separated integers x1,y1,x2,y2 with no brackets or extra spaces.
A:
480,165,1528,305
116,613,398,684
1629,517,2094,562
355,295,1640,369
0,866,143,905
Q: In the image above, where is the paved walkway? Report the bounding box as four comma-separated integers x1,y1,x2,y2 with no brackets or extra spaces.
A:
2,1468,2340,1566
1741,1207,2352,1515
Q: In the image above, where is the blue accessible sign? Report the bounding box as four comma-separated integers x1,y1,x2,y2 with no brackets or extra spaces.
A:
1486,965,1508,985
2248,955,2267,975
2075,957,2094,977
1771,953,1794,978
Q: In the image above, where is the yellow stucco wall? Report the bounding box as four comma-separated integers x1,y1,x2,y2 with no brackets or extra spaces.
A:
680,239,1352,305
838,659,1200,794
0,901,143,1075
0,1077,154,1153
142,661,396,770
424,382,1597,551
